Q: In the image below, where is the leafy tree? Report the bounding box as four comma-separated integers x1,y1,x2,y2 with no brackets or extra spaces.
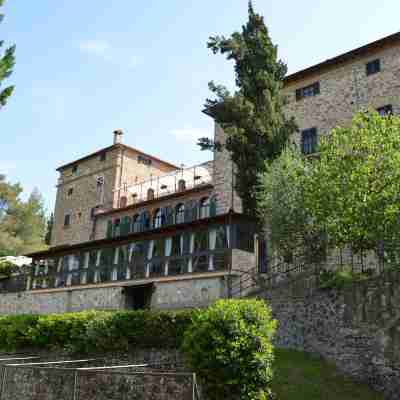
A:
183,299,277,400
200,1,297,217
305,111,400,252
0,175,47,256
258,147,309,258
0,0,15,108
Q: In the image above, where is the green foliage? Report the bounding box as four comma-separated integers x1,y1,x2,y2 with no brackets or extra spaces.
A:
0,175,48,256
305,111,400,251
182,299,277,400
0,0,15,108
0,259,17,277
200,2,297,218
257,146,315,258
258,111,400,257
0,310,193,353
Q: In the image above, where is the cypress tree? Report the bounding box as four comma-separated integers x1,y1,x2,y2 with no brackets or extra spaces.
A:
200,1,297,217
0,0,15,108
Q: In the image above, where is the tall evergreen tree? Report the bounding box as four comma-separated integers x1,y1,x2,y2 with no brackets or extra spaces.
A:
45,213,54,245
0,0,15,108
200,1,297,217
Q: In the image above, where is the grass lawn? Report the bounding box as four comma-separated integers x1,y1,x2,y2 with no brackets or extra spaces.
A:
272,349,383,400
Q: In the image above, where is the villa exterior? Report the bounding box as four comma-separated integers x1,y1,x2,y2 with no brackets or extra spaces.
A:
1,31,400,314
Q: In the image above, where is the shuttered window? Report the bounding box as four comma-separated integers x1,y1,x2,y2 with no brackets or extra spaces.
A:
301,128,318,155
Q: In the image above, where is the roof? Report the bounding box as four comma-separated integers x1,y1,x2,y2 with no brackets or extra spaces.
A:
26,212,253,258
56,143,179,172
284,31,400,85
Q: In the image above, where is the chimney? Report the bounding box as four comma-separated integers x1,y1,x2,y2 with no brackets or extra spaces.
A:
113,129,123,145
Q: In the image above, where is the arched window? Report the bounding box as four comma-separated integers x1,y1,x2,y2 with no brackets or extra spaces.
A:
119,196,127,208
175,203,185,224
132,214,141,233
141,211,151,231
178,179,186,191
199,197,210,219
147,188,155,200
153,208,164,229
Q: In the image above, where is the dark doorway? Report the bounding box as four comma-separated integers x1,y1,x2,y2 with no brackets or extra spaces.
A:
124,284,153,310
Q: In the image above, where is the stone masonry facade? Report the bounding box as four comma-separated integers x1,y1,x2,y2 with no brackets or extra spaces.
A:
52,139,177,247
282,36,400,146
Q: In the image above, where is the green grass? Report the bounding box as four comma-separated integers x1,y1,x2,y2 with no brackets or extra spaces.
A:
272,349,383,400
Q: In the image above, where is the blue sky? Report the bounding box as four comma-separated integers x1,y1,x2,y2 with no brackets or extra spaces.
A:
2,0,400,212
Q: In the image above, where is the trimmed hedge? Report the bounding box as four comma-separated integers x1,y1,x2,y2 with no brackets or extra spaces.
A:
0,310,193,353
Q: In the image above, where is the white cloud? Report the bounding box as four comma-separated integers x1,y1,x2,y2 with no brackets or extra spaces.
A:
0,161,17,175
78,40,143,69
170,127,212,143
78,40,110,57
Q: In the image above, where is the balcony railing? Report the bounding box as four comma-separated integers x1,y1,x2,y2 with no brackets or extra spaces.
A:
27,249,230,291
115,161,213,206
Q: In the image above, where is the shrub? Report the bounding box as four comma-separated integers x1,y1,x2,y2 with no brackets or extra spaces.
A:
0,260,17,277
0,310,193,353
182,299,277,400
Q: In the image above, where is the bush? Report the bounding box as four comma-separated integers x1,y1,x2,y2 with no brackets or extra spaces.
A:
0,310,193,353
182,299,277,400
0,260,17,277
318,267,370,290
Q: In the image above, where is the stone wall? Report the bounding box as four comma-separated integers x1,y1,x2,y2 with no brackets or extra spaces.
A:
282,41,400,145
0,276,226,315
264,270,400,399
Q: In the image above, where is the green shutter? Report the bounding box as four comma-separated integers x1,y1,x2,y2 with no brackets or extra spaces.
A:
106,220,113,239
210,197,217,217
121,216,131,236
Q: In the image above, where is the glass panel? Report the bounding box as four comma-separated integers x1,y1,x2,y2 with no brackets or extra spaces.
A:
215,226,228,249
152,238,165,258
194,230,209,253
192,255,209,273
168,258,188,275
149,260,164,277
171,235,182,256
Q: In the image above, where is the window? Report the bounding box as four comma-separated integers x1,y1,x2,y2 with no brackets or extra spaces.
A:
301,128,318,155
132,214,141,233
147,188,155,201
114,218,121,237
99,152,107,162
199,197,210,219
194,230,209,253
67,188,73,197
152,238,165,258
71,165,78,175
119,196,128,208
366,59,380,76
171,235,183,256
178,179,186,191
175,203,185,224
153,208,164,229
138,155,152,166
141,211,151,231
64,213,71,227
377,104,393,116
296,82,320,101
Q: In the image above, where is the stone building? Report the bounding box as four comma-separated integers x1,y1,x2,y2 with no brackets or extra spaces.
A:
1,31,400,314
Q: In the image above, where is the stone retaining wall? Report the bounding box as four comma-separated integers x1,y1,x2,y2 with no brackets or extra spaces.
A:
264,269,400,399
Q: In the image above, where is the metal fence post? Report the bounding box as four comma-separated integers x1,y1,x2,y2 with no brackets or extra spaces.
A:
72,370,79,400
0,366,7,400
